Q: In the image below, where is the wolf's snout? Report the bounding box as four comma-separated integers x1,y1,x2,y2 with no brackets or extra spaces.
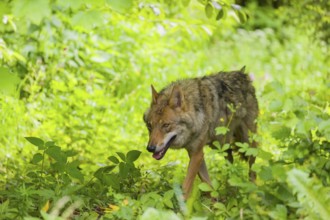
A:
147,145,156,152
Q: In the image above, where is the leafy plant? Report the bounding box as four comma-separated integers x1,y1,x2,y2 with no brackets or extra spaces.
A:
0,0,329,219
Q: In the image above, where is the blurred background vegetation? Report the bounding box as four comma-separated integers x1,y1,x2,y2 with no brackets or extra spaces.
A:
0,0,329,219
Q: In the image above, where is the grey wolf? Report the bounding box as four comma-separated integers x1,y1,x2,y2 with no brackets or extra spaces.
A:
143,67,258,199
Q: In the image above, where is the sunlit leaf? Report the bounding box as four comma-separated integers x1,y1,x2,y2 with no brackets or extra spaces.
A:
11,0,51,24
205,3,213,18
106,0,133,13
71,10,104,30
245,147,258,156
215,126,228,135
0,67,20,96
41,200,50,212
287,169,330,219
57,0,85,10
198,182,213,192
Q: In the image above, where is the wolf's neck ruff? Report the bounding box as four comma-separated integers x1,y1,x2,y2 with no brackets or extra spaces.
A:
143,67,258,199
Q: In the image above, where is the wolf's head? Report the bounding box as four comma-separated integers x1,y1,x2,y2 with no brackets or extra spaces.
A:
143,84,193,160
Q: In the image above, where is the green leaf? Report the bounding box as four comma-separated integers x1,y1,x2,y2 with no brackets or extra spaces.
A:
52,161,66,172
245,147,258,156
236,10,247,23
71,10,104,30
211,191,219,197
198,182,213,192
45,146,67,164
94,165,116,179
259,166,273,181
269,204,288,220
45,141,55,147
116,152,126,161
126,150,141,163
66,161,84,182
108,156,120,164
65,150,78,157
11,0,51,24
57,0,85,10
271,126,291,139
25,137,45,150
106,0,133,13
287,169,330,220
205,3,213,19
163,190,174,208
214,202,226,211
271,164,287,182
220,143,230,152
0,67,20,96
258,149,273,160
31,153,43,164
216,8,224,21
216,126,229,135
104,173,120,190
269,100,283,112
119,162,129,178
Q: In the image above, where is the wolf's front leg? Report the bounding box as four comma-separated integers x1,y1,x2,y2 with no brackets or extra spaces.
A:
198,159,212,185
183,149,204,199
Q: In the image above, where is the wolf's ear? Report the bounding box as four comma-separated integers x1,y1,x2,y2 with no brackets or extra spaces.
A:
151,85,158,104
240,66,246,73
169,85,184,109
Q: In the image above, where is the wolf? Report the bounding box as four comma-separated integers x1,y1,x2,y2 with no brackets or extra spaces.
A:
143,67,258,199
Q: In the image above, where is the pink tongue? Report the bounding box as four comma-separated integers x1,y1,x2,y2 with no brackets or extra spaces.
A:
153,152,162,160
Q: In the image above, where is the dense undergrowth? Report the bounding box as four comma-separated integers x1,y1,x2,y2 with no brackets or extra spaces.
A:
0,0,329,219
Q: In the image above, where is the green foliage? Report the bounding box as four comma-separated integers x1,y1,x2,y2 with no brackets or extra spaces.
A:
287,169,330,220
0,0,329,219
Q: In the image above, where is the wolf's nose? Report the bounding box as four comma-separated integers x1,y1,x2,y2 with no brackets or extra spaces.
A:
147,145,156,152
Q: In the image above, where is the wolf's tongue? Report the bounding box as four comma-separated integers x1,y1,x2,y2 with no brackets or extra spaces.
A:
153,152,162,160
153,149,164,160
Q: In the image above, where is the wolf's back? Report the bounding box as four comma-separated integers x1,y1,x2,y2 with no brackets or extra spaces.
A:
159,69,258,136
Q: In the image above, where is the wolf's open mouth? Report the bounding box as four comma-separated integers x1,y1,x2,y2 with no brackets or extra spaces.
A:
152,135,176,160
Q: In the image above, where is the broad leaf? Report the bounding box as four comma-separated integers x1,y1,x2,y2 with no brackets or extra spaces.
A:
66,161,84,182
126,150,141,163
25,137,45,150
106,0,133,13
116,152,126,161
45,146,67,164
12,0,51,24
198,182,213,192
31,153,43,164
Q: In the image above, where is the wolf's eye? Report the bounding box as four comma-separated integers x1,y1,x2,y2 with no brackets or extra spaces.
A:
162,123,170,129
